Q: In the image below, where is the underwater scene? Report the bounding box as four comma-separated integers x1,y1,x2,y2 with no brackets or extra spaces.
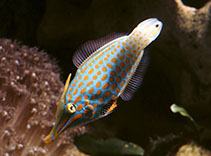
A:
0,0,210,156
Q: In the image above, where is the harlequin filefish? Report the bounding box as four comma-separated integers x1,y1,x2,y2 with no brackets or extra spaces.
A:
44,18,163,144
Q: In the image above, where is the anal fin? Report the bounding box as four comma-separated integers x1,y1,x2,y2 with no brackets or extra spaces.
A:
120,50,149,101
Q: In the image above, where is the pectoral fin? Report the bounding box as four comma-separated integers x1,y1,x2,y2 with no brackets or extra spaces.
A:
100,99,118,117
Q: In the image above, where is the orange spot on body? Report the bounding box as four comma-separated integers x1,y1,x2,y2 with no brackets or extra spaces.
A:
111,51,114,55
95,64,99,69
120,62,125,68
126,64,131,71
95,52,104,60
118,55,124,60
114,49,117,52
132,44,136,48
111,58,117,63
96,81,101,88
111,83,117,90
102,66,107,72
98,60,103,65
88,63,92,66
72,83,76,87
86,81,93,87
111,44,115,48
84,95,89,99
120,48,124,53
74,96,82,104
144,39,149,42
129,41,133,45
80,66,87,74
78,75,82,79
80,88,86,94
97,71,101,75
125,58,130,63
104,48,110,52
121,71,126,78
68,93,72,102
92,75,98,80
116,76,121,82
74,79,78,83
126,46,130,50
106,63,113,69
120,81,125,88
132,49,137,54
137,46,141,50
92,111,96,115
91,95,97,100
117,45,120,48
115,65,121,72
104,91,111,96
104,57,108,61
73,88,78,95
101,74,108,81
106,54,110,57
116,88,120,94
93,103,98,108
85,100,89,105
139,37,143,40
83,75,88,81
121,42,125,45
69,88,73,92
126,53,133,58
109,77,114,82
88,68,94,74
110,71,116,76
102,82,109,89
88,88,95,94
76,104,83,111
99,97,104,103
96,90,101,95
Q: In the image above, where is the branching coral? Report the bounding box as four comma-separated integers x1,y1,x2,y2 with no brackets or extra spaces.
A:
0,39,86,156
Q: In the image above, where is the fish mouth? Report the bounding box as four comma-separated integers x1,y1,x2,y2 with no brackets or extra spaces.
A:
44,112,83,144
44,113,71,144
44,133,56,144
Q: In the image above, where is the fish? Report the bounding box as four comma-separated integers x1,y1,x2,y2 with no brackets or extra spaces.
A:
44,18,163,144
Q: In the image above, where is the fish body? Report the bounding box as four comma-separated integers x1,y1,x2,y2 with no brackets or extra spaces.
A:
44,18,163,144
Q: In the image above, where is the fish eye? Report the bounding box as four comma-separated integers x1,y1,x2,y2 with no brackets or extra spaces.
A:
155,24,159,28
67,103,76,113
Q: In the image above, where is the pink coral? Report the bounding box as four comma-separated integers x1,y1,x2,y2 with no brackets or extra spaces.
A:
0,39,86,156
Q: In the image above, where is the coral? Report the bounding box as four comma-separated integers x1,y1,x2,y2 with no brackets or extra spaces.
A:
176,143,211,156
0,39,86,156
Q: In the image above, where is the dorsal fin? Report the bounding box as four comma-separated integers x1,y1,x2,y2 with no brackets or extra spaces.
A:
100,99,118,117
120,51,149,101
73,33,126,68
60,73,71,105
